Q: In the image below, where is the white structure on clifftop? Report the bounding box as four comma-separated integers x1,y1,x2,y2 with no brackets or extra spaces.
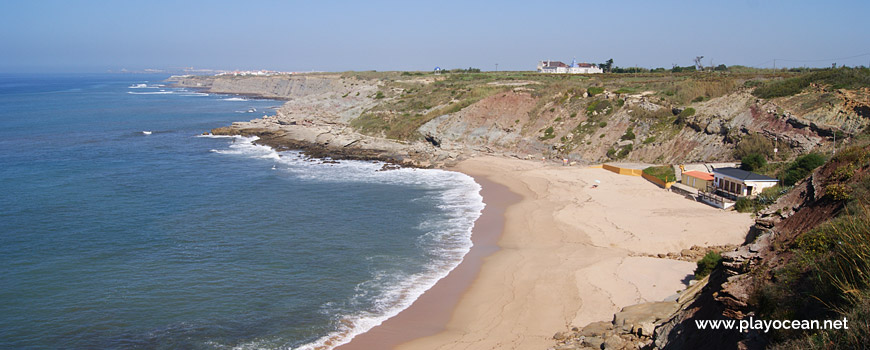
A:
537,58,603,74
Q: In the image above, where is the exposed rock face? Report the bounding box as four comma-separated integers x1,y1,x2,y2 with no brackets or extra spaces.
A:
171,74,867,167
418,91,545,156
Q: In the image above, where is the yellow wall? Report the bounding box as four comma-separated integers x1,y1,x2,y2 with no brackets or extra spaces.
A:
603,164,643,176
682,174,712,191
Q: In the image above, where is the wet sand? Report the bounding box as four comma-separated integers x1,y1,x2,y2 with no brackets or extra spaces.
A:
336,176,519,349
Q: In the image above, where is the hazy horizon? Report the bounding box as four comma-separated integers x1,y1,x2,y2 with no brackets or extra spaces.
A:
2,0,869,73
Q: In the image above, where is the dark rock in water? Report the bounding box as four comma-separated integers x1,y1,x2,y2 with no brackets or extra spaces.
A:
321,160,340,164
377,163,402,172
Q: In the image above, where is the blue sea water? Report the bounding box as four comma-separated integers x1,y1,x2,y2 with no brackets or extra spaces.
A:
0,74,483,349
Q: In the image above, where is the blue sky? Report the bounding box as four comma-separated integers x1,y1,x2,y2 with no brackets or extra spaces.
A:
1,0,869,72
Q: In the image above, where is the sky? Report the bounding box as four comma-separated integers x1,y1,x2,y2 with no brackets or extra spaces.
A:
1,0,869,73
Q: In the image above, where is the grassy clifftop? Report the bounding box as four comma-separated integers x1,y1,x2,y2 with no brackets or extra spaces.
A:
173,68,870,165
342,68,869,164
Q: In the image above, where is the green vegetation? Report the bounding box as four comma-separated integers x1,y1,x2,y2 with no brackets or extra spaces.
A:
734,133,774,160
740,153,767,171
586,100,612,116
598,121,607,128
691,96,705,103
750,144,870,348
350,72,507,139
734,197,755,213
678,107,696,118
642,136,656,144
735,185,789,213
694,251,722,279
752,67,870,99
643,165,675,183
540,126,556,140
587,86,604,96
620,127,636,141
607,144,633,159
758,207,870,348
782,153,826,186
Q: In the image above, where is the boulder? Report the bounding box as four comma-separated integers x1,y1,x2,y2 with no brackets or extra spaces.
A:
580,321,613,337
613,301,679,334
603,335,627,350
583,336,605,349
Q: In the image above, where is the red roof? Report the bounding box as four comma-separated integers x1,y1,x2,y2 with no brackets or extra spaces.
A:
683,171,714,181
542,61,569,68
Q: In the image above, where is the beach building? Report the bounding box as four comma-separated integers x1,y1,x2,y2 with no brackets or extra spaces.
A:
537,58,603,74
712,167,779,199
682,171,714,191
696,167,778,209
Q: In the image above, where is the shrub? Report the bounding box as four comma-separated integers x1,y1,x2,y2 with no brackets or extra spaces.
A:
782,153,826,186
587,86,604,96
374,91,385,99
616,99,625,107
826,183,852,201
643,136,656,144
540,126,555,140
695,251,722,279
570,112,577,118
679,107,696,118
734,133,773,160
692,96,705,103
735,197,756,213
740,153,768,171
586,100,612,116
617,144,633,158
599,121,607,128
620,127,635,141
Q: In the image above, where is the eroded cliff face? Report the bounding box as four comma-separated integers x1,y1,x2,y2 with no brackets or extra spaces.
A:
169,74,869,167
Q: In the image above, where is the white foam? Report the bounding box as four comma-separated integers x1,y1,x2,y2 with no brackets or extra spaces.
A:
207,136,484,350
221,97,248,101
127,90,173,95
128,83,164,89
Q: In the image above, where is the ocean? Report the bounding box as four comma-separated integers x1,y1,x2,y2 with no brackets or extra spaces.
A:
0,74,483,349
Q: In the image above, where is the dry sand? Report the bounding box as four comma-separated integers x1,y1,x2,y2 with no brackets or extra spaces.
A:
343,156,753,350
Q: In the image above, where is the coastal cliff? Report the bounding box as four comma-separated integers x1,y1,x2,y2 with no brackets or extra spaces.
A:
169,70,868,168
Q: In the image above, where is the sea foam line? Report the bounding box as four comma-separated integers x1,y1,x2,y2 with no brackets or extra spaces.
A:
205,136,484,350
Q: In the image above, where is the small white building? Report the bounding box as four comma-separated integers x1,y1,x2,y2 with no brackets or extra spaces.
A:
537,58,603,74
712,167,779,198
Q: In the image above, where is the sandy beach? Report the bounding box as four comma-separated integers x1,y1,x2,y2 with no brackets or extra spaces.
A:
342,156,753,349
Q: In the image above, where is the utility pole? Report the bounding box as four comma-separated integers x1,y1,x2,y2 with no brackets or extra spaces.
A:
495,63,498,72
773,59,776,71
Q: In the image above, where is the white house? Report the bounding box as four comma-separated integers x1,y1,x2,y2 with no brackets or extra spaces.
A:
537,58,603,74
712,167,779,198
